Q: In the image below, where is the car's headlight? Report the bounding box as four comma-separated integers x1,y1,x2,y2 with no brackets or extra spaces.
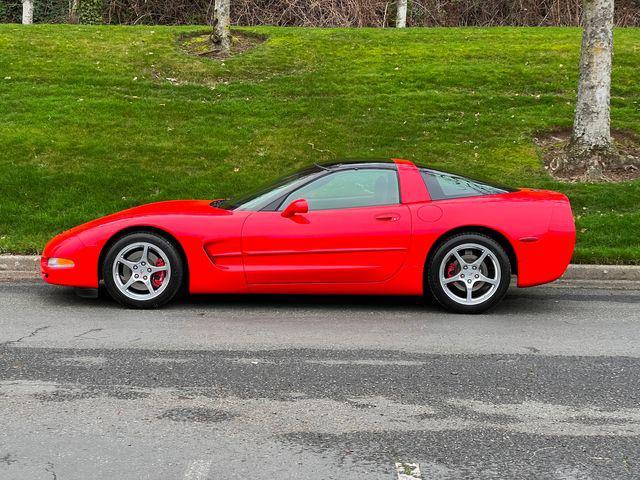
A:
47,258,75,269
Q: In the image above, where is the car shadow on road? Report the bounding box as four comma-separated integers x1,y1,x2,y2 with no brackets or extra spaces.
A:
183,292,431,313
42,283,433,313
36,282,592,316
36,280,639,315
31,281,426,312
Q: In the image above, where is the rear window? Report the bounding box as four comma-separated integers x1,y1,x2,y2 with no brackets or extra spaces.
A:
420,169,513,201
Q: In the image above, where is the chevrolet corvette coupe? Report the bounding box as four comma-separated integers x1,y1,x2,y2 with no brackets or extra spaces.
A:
41,159,575,313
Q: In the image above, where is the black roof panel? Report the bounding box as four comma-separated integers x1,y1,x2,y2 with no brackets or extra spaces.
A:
319,159,396,170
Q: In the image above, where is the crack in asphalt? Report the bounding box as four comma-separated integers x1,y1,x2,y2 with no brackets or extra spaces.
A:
523,346,541,353
44,461,57,480
73,328,103,339
0,453,17,466
0,326,50,347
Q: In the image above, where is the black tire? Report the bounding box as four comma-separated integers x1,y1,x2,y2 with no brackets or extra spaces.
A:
103,232,184,309
426,233,511,314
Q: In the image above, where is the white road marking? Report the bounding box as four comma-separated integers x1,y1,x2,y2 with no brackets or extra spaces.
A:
183,458,213,480
395,462,422,480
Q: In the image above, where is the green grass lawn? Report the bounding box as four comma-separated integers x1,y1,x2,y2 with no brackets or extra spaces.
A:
0,25,639,263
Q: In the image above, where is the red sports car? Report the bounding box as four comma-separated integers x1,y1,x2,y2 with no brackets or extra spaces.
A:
41,159,575,313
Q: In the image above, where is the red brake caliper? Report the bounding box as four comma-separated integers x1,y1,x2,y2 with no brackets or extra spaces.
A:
151,258,166,288
446,261,459,279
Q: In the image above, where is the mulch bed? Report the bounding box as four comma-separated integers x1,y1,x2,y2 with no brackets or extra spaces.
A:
535,129,640,182
181,32,265,59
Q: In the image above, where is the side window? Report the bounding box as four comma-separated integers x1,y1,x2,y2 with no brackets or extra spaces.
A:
280,169,400,211
420,169,508,201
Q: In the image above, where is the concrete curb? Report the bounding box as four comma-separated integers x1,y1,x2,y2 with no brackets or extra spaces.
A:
563,264,640,282
0,255,40,281
1,255,640,285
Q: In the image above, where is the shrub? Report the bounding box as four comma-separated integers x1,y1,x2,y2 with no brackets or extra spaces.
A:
0,0,68,23
79,0,104,24
1,0,639,27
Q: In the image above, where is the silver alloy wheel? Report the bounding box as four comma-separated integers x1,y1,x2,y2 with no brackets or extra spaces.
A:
112,241,171,301
438,242,501,306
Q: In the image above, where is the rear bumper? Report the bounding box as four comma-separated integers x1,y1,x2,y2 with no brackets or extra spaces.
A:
516,199,576,287
516,231,575,287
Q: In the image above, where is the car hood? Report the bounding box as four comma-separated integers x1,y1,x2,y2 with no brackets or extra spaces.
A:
82,199,228,228
46,200,229,250
114,200,224,217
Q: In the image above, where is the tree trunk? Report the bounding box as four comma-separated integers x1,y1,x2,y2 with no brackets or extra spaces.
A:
69,0,80,23
555,0,620,181
571,0,614,153
396,0,407,28
22,0,34,24
212,0,231,54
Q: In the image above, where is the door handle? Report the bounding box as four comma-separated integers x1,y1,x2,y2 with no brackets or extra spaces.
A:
375,213,400,221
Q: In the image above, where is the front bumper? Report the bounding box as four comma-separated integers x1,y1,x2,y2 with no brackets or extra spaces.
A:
41,235,99,288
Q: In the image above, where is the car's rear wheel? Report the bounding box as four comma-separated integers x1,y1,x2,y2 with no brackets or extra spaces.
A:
103,232,183,309
427,233,511,314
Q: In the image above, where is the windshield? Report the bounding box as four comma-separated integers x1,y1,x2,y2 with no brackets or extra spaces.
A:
214,165,325,211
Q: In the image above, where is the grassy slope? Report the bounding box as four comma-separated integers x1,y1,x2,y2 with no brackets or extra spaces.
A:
0,25,639,262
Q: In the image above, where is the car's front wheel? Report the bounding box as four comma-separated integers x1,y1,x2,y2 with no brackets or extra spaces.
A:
427,233,511,314
103,232,183,309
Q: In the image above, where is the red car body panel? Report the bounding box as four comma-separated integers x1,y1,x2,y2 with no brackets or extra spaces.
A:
242,204,412,285
41,159,575,296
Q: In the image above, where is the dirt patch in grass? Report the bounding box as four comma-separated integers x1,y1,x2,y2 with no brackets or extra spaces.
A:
181,31,265,59
535,129,640,183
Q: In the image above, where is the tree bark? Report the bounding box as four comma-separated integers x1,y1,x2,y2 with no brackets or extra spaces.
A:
69,0,80,23
571,0,614,154
396,0,407,28
212,0,231,54
22,0,34,24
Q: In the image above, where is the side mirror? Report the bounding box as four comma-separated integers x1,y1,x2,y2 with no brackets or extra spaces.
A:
281,199,309,218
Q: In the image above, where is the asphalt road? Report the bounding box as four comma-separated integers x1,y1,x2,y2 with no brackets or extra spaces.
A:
1,282,639,480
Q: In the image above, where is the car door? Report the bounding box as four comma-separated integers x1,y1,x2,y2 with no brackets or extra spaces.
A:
241,167,411,285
